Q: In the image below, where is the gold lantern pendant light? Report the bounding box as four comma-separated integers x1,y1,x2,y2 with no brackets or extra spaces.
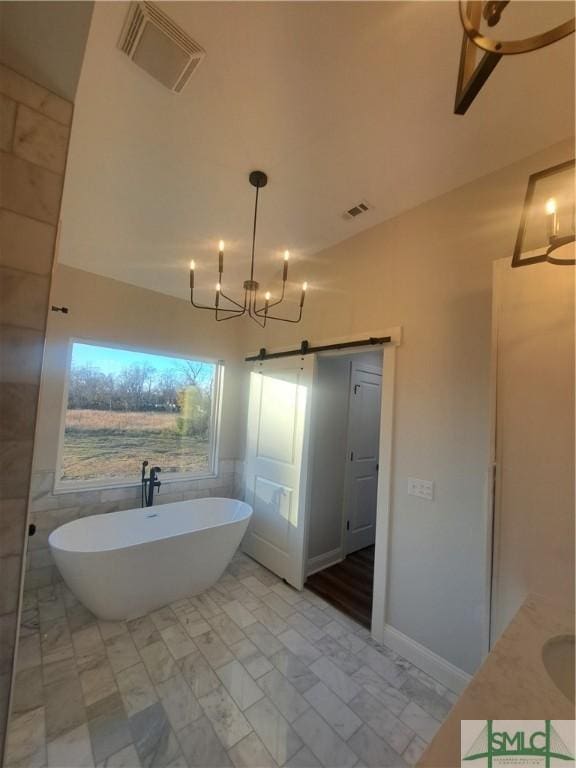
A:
512,159,576,268
455,1,575,114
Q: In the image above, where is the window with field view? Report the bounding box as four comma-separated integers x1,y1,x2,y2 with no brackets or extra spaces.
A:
60,342,220,484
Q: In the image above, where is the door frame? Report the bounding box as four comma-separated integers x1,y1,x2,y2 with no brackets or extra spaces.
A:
245,326,401,640
341,360,383,556
484,258,506,657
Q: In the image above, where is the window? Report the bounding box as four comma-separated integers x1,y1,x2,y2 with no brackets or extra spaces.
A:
59,341,221,487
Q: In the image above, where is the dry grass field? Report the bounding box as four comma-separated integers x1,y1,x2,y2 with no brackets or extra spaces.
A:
65,409,180,432
62,409,209,480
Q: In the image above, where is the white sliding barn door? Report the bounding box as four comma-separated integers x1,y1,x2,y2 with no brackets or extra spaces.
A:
243,355,315,590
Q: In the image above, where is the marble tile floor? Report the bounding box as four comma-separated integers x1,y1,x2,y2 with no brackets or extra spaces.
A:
6,552,457,768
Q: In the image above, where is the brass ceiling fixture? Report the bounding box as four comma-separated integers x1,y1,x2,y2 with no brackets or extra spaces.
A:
512,159,575,268
455,1,575,114
189,171,308,326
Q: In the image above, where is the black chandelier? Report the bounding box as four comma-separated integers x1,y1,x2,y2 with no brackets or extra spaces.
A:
189,170,307,326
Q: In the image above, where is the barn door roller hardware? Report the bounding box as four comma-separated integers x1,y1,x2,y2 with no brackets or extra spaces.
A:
245,336,391,362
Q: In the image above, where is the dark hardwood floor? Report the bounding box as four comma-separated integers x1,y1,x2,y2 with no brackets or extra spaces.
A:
305,545,375,628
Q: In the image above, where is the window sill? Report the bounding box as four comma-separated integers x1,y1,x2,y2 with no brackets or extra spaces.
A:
53,470,219,495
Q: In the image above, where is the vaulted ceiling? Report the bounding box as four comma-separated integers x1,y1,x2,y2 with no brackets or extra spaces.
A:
58,1,575,302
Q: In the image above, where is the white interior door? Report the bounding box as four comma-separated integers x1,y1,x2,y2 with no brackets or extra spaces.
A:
344,363,382,554
243,355,315,590
491,259,575,643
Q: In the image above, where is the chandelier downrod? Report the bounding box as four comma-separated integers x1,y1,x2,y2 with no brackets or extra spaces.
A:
189,170,308,326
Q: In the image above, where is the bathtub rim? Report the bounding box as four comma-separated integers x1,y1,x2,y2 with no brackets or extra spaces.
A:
48,496,252,556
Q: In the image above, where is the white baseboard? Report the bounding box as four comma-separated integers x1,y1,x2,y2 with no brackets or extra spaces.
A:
306,548,343,577
378,623,472,694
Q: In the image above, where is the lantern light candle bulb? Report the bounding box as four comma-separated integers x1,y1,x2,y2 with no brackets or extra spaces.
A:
546,198,559,240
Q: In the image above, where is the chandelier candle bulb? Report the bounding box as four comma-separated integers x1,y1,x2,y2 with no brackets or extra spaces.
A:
215,282,221,307
300,281,308,307
283,251,289,281
218,241,224,272
189,260,195,288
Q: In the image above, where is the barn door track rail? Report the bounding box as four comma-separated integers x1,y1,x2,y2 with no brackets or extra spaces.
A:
245,336,391,362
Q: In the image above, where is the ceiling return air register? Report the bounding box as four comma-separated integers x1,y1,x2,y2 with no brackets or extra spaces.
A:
118,2,205,93
342,200,373,221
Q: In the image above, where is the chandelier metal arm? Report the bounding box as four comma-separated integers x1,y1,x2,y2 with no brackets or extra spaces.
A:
267,282,287,310
253,282,285,315
253,306,303,324
219,287,246,310
216,306,246,321
215,289,247,320
248,307,266,328
190,284,246,314
190,291,221,311
247,289,267,327
253,280,305,323
250,185,260,283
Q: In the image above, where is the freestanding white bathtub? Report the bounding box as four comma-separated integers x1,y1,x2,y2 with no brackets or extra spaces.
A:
49,497,252,621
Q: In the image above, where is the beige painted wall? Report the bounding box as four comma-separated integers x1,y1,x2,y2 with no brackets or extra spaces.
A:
242,138,575,675
34,264,246,476
491,259,575,641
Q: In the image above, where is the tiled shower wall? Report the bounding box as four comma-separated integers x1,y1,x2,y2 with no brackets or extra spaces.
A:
25,460,246,591
0,63,73,757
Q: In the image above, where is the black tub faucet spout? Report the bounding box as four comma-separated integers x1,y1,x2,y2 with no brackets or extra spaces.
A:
141,461,161,507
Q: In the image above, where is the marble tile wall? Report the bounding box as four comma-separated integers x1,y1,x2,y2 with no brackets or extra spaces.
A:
25,460,246,591
0,62,73,759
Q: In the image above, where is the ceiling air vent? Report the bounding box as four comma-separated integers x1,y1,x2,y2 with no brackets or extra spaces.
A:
118,2,205,93
342,200,373,221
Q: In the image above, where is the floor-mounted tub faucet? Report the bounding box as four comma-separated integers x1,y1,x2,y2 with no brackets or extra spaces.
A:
141,460,162,507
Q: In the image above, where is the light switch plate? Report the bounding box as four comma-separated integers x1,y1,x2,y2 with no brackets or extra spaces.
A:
407,477,434,501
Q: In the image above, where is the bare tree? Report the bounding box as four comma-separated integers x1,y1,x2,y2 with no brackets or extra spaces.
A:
67,358,215,414
117,363,157,410
179,361,206,386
